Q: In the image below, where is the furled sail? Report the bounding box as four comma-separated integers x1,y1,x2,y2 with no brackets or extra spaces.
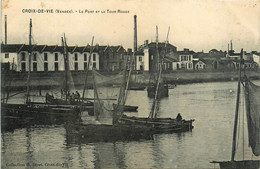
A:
92,70,127,123
244,79,260,156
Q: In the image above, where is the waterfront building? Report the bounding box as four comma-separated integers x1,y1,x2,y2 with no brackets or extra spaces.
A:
1,43,127,72
98,45,127,72
176,49,195,70
193,60,206,70
136,40,177,72
252,53,260,68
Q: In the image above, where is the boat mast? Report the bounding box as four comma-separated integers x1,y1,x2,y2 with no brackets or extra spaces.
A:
26,19,32,103
81,36,94,107
231,48,243,161
149,26,161,118
62,34,69,101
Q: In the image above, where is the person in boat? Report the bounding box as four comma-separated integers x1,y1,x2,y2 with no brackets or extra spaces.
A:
176,113,182,121
75,91,80,102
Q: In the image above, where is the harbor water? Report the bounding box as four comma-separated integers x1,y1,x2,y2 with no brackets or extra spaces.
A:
2,81,260,168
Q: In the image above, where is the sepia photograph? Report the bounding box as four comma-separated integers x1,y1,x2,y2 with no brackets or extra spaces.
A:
1,0,260,168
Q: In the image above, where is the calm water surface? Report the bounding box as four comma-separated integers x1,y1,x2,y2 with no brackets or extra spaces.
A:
2,81,260,168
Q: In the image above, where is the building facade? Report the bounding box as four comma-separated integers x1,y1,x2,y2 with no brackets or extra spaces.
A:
1,43,101,72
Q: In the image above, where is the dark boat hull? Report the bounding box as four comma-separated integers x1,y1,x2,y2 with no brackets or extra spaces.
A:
112,104,138,112
117,115,194,132
128,86,146,90
147,84,169,98
65,123,154,143
1,103,80,131
212,160,260,169
45,98,94,115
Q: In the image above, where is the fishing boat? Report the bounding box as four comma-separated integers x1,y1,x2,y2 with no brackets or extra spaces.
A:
116,26,193,131
45,35,94,112
211,49,260,169
147,27,170,98
1,19,80,131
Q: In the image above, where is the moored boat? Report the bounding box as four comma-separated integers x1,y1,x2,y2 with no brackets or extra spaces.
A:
211,49,260,169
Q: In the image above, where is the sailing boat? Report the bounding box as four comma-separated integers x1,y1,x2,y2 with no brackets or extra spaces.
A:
1,19,80,130
211,49,260,169
117,26,193,132
147,27,169,98
45,34,94,112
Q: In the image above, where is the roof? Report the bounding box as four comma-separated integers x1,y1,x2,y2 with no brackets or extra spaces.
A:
148,42,177,50
1,44,24,53
164,56,177,62
177,50,196,55
1,43,122,54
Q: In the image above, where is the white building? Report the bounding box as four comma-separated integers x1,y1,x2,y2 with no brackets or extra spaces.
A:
252,53,260,68
1,44,99,72
135,47,149,71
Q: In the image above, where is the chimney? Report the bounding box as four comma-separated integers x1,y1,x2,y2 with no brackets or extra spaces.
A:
5,15,7,44
228,43,229,52
230,40,233,51
134,15,137,52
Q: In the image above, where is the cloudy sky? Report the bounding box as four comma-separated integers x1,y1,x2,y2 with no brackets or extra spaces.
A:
1,0,260,52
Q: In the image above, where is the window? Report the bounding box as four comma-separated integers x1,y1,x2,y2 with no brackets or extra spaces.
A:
33,53,37,61
21,63,26,72
93,63,96,69
84,53,87,61
84,62,88,70
44,53,48,61
75,53,78,61
33,63,37,72
139,56,142,61
44,63,48,72
189,55,191,61
93,54,96,61
21,52,26,61
55,53,58,61
55,63,59,71
5,53,9,59
74,63,78,71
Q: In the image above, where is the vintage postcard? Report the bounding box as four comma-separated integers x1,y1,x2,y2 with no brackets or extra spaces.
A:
1,0,260,168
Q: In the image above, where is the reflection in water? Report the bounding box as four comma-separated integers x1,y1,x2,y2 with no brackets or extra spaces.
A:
2,81,260,168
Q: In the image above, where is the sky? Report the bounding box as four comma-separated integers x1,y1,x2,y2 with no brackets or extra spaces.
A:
1,0,260,53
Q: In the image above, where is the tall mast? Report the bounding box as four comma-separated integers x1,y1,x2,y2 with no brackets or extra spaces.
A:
81,36,94,108
231,48,243,161
26,19,32,103
149,26,161,118
62,34,69,101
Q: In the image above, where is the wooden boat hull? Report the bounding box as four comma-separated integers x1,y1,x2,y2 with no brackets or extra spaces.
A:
1,103,80,131
65,123,154,143
147,84,169,98
65,119,194,143
112,104,138,112
117,115,194,133
128,86,146,90
45,98,94,115
211,160,260,169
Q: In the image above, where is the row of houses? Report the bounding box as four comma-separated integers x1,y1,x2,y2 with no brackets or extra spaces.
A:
135,41,260,71
1,42,260,73
1,43,127,72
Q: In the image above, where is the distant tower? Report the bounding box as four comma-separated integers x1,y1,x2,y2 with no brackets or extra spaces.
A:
5,15,7,44
134,15,137,52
